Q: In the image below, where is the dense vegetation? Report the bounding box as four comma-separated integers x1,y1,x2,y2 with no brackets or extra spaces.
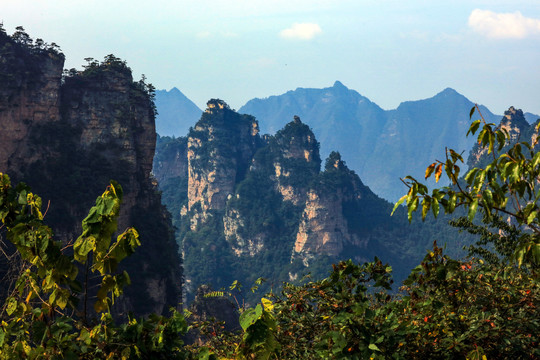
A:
1,104,538,358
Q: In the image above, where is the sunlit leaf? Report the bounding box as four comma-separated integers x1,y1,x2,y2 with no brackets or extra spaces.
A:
425,163,436,179
435,163,443,183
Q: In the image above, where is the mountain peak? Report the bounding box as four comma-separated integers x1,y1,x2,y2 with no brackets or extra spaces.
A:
332,80,347,89
438,87,459,96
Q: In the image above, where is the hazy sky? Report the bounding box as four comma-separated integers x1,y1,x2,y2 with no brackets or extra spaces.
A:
2,1,539,114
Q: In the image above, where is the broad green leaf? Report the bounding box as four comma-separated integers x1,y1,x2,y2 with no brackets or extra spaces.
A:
468,119,481,136
465,168,480,185
496,130,506,151
422,198,430,220
448,192,457,213
468,199,479,221
240,304,263,331
17,190,28,205
432,198,440,217
261,298,274,312
482,189,493,208
532,152,540,169
407,196,419,222
6,297,17,316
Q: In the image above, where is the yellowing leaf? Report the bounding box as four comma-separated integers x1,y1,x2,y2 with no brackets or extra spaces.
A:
261,297,274,312
435,164,443,183
425,163,436,179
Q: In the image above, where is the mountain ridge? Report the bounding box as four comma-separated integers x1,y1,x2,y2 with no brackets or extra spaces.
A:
239,82,507,200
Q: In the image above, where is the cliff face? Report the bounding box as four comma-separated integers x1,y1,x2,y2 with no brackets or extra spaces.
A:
154,136,188,182
293,153,379,266
186,99,260,226
0,33,64,174
294,189,347,260
0,29,180,317
272,116,321,205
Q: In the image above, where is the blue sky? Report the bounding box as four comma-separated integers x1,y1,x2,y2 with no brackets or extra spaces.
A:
2,1,539,114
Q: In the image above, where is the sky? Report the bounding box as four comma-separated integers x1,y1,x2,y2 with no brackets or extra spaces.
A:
1,1,540,114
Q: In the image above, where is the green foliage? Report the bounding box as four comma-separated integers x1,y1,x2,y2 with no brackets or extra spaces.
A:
0,175,188,359
189,249,538,359
395,104,540,267
449,214,529,265
394,244,538,359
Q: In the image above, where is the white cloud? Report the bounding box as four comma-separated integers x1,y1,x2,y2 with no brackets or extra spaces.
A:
280,23,322,40
468,9,540,39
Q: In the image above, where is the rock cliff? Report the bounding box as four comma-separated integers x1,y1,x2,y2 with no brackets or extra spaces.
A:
0,28,181,317
186,99,260,227
0,29,64,175
294,153,366,265
271,115,321,205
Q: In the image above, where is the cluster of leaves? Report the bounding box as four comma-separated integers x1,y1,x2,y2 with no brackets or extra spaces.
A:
395,105,540,267
0,175,188,359
188,247,537,359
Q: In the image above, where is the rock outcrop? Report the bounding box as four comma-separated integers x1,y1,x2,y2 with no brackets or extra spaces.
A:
186,99,260,226
272,115,321,205
293,152,374,266
0,29,181,317
0,31,64,175
153,136,188,182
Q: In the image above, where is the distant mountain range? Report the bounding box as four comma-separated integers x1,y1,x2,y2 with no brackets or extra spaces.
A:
154,88,201,136
155,82,539,201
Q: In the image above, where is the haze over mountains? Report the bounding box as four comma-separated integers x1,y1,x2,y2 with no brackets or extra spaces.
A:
154,88,201,136
155,82,539,201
